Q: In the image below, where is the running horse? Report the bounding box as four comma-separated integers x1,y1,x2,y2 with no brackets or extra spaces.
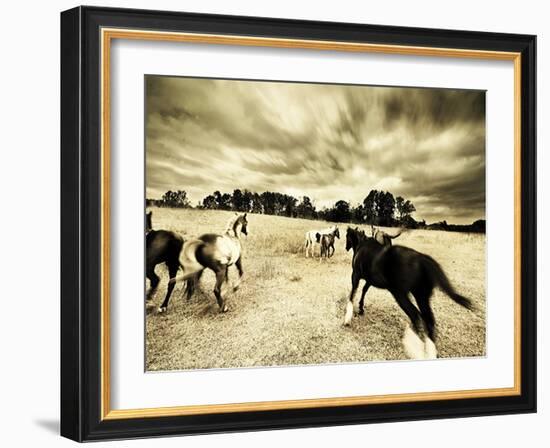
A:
344,227,474,359
305,225,340,258
145,211,184,307
160,213,248,313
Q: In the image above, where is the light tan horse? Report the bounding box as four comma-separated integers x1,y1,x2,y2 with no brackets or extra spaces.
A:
160,213,248,313
371,224,403,246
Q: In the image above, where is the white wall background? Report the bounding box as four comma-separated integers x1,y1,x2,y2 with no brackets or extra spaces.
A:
0,0,545,446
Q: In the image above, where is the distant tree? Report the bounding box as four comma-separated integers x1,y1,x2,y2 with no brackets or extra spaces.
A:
351,204,365,223
471,219,486,233
363,190,379,224
232,189,247,212
146,198,163,207
162,190,191,208
376,191,396,226
241,190,253,212
260,191,276,215
251,192,263,214
202,194,217,209
325,200,351,222
296,196,316,219
395,196,416,222
212,190,231,210
282,194,298,217
401,214,419,229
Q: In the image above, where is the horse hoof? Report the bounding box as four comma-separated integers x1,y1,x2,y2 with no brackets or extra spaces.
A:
424,338,438,359
344,302,354,326
402,326,426,360
221,305,229,313
358,309,364,316
157,307,167,314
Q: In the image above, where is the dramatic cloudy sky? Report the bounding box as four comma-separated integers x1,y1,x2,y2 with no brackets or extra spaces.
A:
146,76,485,224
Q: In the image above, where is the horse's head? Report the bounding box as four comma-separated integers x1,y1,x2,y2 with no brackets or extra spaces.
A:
146,211,153,232
334,227,340,239
239,213,248,236
345,227,356,252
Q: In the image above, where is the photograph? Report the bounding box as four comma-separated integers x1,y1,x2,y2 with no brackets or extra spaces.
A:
144,76,487,371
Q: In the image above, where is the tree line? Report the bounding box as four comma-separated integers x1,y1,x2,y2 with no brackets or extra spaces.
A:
146,188,424,228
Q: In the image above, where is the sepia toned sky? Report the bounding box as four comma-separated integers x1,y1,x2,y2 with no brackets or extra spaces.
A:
146,76,485,224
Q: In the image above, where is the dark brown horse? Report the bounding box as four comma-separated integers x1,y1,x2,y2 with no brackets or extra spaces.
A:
317,230,339,260
163,213,248,313
145,211,184,309
344,227,473,359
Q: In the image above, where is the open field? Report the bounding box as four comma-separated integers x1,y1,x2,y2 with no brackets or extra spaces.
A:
146,207,486,371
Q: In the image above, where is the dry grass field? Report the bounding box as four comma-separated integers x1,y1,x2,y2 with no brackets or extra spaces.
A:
145,207,486,371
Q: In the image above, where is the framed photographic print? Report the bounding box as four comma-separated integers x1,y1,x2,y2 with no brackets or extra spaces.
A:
60,6,536,442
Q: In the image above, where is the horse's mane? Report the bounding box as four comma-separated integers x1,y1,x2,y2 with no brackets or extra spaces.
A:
224,214,243,236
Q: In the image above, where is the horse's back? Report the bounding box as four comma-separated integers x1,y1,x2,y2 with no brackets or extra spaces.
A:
373,245,434,289
197,233,241,266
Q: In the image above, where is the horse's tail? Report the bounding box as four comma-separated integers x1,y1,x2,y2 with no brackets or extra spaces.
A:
388,228,405,239
168,239,206,286
421,255,474,311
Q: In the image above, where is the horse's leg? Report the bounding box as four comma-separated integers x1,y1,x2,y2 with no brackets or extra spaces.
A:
158,262,179,313
344,272,360,326
414,290,437,359
214,267,229,312
358,282,371,315
391,289,428,359
146,266,160,301
392,290,424,335
185,270,204,300
233,257,243,292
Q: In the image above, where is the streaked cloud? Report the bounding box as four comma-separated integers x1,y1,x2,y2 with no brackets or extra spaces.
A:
146,76,485,224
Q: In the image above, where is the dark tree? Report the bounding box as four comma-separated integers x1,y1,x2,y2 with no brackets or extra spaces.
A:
162,190,191,208
241,190,253,212
325,200,351,222
363,190,379,224
260,191,276,215
251,192,263,214
395,196,416,222
202,194,217,209
351,204,365,223
376,191,396,226
296,196,316,219
232,189,247,212
213,190,232,210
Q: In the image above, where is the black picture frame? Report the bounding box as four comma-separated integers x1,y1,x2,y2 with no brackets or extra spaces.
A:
61,5,536,442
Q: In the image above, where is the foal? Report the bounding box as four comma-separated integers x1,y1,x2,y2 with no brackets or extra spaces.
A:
344,227,473,359
317,231,337,260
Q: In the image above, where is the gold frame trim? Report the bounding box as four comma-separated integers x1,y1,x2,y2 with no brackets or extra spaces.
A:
100,28,522,421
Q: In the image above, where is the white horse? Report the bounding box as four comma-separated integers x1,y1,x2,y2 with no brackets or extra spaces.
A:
304,225,339,258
